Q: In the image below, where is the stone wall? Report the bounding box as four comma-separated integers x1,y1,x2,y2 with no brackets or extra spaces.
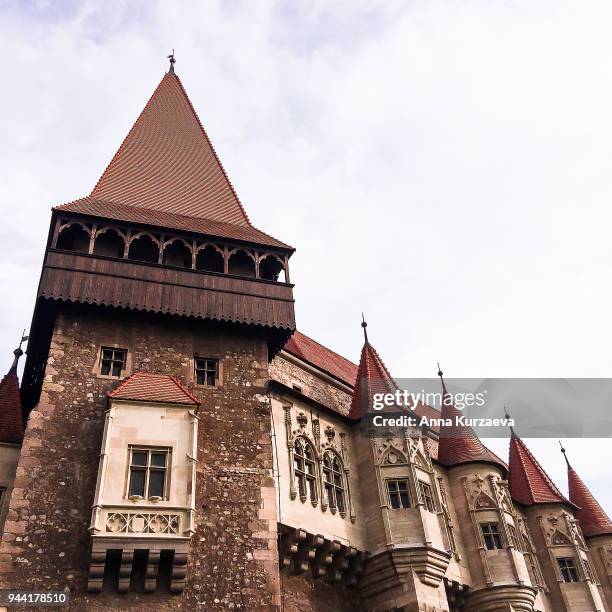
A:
0,304,280,611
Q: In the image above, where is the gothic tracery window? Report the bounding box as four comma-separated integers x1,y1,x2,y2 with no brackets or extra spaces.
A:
322,452,346,516
293,438,317,504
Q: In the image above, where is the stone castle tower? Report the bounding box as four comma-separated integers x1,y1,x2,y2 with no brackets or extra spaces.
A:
0,62,610,611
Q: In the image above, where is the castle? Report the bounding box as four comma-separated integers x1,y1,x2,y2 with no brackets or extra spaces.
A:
0,60,610,611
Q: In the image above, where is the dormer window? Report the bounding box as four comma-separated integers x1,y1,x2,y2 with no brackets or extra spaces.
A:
127,447,170,500
195,357,218,386
100,347,127,377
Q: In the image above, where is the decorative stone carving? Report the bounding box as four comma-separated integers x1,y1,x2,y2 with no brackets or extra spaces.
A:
105,512,180,535
297,411,308,428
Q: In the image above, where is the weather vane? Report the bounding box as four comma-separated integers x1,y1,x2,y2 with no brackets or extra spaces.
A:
167,49,176,73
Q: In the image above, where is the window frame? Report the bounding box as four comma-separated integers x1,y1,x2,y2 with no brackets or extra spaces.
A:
417,480,436,513
507,523,521,550
322,451,347,517
293,437,318,505
480,522,504,550
194,357,220,387
386,479,411,509
557,556,579,583
126,446,171,501
99,346,128,378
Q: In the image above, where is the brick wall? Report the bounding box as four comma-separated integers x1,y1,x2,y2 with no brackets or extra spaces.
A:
0,304,280,611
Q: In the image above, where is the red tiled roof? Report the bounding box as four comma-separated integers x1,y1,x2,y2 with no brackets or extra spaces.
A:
108,372,199,405
348,340,398,420
568,466,612,537
508,433,571,507
0,367,24,445
55,197,292,250
92,71,249,225
284,331,358,387
437,383,506,472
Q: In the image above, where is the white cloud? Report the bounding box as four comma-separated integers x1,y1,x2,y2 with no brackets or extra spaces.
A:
0,0,610,510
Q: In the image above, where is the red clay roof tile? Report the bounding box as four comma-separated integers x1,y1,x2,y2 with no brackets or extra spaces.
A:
508,433,571,507
108,372,199,405
568,465,612,537
284,331,358,387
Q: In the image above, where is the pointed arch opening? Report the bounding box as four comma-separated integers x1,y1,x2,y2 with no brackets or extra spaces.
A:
56,223,90,253
196,245,224,273
93,228,125,259
293,437,318,505
128,234,159,264
259,254,286,282
227,249,255,278
322,451,346,516
162,239,192,269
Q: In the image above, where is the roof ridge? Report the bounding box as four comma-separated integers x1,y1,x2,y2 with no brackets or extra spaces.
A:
168,374,200,405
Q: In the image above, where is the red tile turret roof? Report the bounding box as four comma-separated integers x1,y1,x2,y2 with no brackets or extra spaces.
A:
567,465,612,537
508,433,572,507
108,372,199,406
436,382,506,473
284,331,358,387
0,350,25,444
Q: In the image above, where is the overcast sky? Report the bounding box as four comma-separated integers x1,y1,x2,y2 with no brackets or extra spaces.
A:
1,1,610,510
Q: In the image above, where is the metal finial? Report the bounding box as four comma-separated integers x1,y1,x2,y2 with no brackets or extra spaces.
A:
437,362,443,378
361,313,369,343
504,406,515,435
167,49,176,73
9,329,27,374
559,440,571,468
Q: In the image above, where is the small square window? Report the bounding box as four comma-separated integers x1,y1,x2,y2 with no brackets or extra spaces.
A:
195,357,219,386
387,480,410,509
557,557,579,582
481,522,504,550
417,480,436,513
127,447,170,500
100,347,127,377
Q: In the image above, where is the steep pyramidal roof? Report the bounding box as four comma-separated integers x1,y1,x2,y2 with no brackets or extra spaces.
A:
436,373,506,472
348,323,398,420
508,432,571,507
56,69,292,249
90,71,248,225
0,349,25,444
565,458,612,537
108,372,199,405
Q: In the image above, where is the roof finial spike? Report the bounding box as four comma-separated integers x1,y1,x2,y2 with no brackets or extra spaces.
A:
9,329,27,374
361,313,369,344
437,362,448,396
167,49,176,73
504,406,516,435
559,440,571,468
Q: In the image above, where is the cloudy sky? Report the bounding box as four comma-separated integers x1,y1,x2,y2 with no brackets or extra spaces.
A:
1,1,610,509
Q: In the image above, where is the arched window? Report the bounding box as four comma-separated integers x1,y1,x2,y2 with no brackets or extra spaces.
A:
227,249,255,278
293,438,317,504
128,234,159,264
56,224,90,253
162,239,192,268
322,452,346,515
259,254,285,282
196,245,224,273
93,228,125,258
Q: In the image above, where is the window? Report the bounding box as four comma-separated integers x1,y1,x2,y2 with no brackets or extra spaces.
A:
582,558,594,582
481,523,504,550
387,480,410,509
293,438,317,503
417,480,436,513
195,357,218,386
322,452,346,515
100,347,127,377
557,557,579,582
127,447,170,500
507,523,521,550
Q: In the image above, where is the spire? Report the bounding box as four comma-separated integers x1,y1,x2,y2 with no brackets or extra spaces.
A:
0,344,25,444
348,322,397,420
167,49,176,74
508,432,572,507
563,445,612,537
361,313,369,344
89,70,251,226
559,440,571,468
436,365,506,473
